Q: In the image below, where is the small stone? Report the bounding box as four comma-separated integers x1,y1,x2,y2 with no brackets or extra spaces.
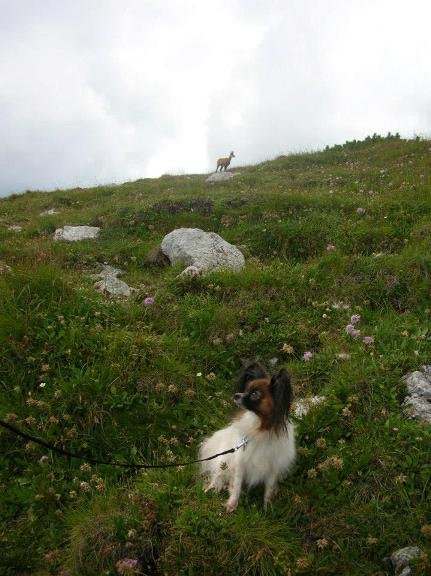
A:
91,264,136,297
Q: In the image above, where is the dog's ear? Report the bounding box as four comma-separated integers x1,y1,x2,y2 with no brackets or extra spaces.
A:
238,361,268,392
270,368,293,430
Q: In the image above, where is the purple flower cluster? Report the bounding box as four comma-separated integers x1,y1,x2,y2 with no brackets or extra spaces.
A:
345,314,374,344
144,296,154,306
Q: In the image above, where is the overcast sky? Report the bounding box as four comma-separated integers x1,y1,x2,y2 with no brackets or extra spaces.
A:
1,0,430,197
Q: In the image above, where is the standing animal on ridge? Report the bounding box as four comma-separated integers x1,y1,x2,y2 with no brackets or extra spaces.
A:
199,361,296,512
216,151,235,172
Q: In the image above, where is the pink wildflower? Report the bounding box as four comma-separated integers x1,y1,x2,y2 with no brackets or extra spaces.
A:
303,351,313,361
363,336,374,344
356,207,366,215
350,314,361,325
144,297,154,306
345,324,355,334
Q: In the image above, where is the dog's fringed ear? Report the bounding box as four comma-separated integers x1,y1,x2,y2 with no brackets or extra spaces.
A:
238,362,268,392
270,368,293,431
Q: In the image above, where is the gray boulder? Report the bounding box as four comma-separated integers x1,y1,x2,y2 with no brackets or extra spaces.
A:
402,366,431,423
161,228,245,277
54,225,100,241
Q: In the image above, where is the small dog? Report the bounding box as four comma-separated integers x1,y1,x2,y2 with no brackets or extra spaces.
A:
199,362,296,511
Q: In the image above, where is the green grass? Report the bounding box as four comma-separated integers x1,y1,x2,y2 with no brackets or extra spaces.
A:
0,135,430,575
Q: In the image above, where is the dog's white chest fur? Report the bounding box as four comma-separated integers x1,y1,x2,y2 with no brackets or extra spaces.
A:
199,411,296,510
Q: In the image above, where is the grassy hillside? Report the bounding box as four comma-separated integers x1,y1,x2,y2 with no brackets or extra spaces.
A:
0,135,430,575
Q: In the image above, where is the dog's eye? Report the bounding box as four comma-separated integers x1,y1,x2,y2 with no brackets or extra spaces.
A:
249,390,261,401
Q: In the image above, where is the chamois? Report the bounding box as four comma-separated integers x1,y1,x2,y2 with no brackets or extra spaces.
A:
216,151,235,172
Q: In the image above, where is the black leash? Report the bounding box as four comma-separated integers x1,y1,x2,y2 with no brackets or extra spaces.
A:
0,419,248,469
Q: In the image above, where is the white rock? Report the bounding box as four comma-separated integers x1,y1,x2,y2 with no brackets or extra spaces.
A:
91,264,135,297
54,226,100,241
402,366,431,423
8,225,22,232
293,396,326,418
161,228,245,277
206,172,239,183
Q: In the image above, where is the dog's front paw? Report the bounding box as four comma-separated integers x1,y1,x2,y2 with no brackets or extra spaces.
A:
224,498,238,512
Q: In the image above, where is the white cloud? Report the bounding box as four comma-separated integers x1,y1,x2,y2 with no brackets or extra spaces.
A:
0,0,430,196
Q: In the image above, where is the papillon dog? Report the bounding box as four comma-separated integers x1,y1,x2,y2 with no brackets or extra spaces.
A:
199,362,296,511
